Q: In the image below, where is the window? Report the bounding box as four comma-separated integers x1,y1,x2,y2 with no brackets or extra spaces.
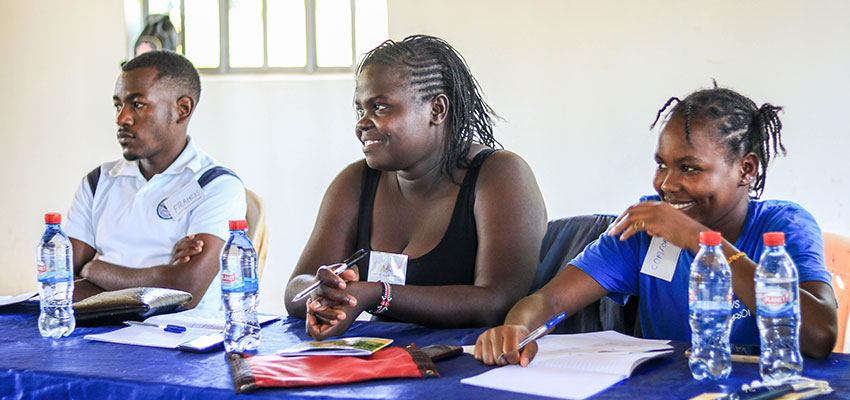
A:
133,0,388,73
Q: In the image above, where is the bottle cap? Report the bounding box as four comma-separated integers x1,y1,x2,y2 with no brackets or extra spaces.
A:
229,220,247,231
44,213,61,224
699,231,722,246
763,232,785,246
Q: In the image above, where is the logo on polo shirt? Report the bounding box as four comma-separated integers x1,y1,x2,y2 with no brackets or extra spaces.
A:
156,199,173,220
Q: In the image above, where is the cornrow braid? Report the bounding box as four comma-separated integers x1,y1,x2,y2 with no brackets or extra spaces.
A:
357,35,501,181
651,87,786,198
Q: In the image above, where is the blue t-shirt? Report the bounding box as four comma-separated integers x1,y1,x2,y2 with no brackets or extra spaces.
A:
571,195,832,345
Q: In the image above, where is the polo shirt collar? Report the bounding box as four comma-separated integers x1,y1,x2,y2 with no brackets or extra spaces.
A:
108,136,201,178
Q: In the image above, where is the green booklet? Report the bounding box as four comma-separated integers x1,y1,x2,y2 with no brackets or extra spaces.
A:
276,337,393,356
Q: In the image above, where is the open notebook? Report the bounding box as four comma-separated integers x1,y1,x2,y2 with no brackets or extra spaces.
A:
84,308,279,350
461,330,673,400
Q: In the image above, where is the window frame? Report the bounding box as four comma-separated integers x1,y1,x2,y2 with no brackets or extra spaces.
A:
140,0,360,74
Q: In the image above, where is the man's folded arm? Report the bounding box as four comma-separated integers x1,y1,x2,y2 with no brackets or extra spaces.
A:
70,238,105,301
78,233,224,309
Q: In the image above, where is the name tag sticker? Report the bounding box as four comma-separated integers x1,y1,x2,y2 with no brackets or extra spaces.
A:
640,236,681,282
163,180,205,221
367,251,408,286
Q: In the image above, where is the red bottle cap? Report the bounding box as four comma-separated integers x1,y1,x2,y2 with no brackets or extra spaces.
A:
763,232,785,246
44,213,61,224
229,220,247,231
699,231,722,246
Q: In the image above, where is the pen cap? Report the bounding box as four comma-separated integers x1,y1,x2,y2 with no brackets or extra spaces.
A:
229,220,247,231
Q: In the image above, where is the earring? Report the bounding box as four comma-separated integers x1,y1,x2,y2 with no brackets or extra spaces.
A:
741,176,752,184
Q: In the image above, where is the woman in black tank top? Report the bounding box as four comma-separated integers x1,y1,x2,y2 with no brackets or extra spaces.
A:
284,35,547,340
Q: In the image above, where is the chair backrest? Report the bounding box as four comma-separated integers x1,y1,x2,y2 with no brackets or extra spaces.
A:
245,189,269,281
824,231,850,353
532,214,640,336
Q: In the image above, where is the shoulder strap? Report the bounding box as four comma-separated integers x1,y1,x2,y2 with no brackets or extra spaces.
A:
461,149,498,186
197,166,240,188
86,166,102,196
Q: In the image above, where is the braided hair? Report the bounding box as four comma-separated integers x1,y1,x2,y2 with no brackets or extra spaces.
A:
651,86,785,198
357,35,500,180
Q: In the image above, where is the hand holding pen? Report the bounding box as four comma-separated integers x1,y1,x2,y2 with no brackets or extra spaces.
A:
475,312,567,366
292,249,367,303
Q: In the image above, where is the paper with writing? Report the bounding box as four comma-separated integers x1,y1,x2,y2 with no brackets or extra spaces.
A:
640,236,681,282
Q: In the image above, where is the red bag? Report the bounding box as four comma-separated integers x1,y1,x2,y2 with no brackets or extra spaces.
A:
228,344,439,393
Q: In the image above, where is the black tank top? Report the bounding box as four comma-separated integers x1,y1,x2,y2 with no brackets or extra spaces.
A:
356,149,497,286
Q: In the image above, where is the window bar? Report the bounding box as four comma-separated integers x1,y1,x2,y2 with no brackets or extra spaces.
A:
262,0,269,70
349,0,356,68
305,0,317,72
220,0,230,72
179,0,186,55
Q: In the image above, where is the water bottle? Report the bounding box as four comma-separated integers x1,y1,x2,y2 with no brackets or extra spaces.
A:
688,231,733,380
220,220,260,352
36,212,76,339
755,232,802,381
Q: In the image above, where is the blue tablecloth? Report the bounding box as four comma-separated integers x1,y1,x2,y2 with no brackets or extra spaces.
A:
2,303,849,399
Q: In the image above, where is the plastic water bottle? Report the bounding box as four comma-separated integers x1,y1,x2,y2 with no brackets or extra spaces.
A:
688,231,733,380
755,232,802,381
220,220,260,352
36,212,76,339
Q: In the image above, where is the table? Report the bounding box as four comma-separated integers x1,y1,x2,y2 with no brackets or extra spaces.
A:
2,303,848,399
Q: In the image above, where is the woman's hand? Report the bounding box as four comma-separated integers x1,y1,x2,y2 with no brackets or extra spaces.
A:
474,324,536,367
312,263,361,306
306,280,377,340
170,235,204,265
607,201,707,252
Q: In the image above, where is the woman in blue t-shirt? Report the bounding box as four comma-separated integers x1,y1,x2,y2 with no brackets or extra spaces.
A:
475,86,838,365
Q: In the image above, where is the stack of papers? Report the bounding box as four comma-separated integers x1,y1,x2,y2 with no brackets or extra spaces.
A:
84,308,279,349
277,337,393,356
461,330,673,400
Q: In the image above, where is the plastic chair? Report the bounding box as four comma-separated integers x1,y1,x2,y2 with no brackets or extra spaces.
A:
824,231,850,353
246,189,269,281
532,214,640,336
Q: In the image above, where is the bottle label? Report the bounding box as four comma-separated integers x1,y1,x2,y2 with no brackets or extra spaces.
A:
756,287,796,317
221,274,258,293
37,265,71,283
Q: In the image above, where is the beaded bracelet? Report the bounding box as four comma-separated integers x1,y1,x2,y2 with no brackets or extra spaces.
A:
727,252,747,264
369,281,393,315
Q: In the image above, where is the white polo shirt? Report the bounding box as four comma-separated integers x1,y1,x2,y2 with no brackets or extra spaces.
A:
65,136,247,311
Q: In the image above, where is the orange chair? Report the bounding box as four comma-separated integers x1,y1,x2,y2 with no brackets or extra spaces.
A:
824,232,850,353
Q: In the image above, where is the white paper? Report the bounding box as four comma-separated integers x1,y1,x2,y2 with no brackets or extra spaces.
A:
84,309,280,349
640,236,681,282
0,291,38,306
84,325,220,349
461,331,673,400
463,365,624,400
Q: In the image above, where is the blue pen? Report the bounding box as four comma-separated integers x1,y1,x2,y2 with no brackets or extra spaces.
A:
497,312,566,362
124,320,187,334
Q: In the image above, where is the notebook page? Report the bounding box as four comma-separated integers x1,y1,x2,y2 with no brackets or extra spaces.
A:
461,364,626,400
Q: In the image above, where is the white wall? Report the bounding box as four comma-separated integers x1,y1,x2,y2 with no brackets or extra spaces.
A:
2,1,848,317
386,0,850,230
0,1,125,296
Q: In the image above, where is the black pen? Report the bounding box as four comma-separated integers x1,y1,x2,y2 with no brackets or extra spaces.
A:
291,249,367,303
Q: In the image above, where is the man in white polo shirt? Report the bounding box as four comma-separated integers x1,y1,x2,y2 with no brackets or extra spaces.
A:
65,50,246,310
